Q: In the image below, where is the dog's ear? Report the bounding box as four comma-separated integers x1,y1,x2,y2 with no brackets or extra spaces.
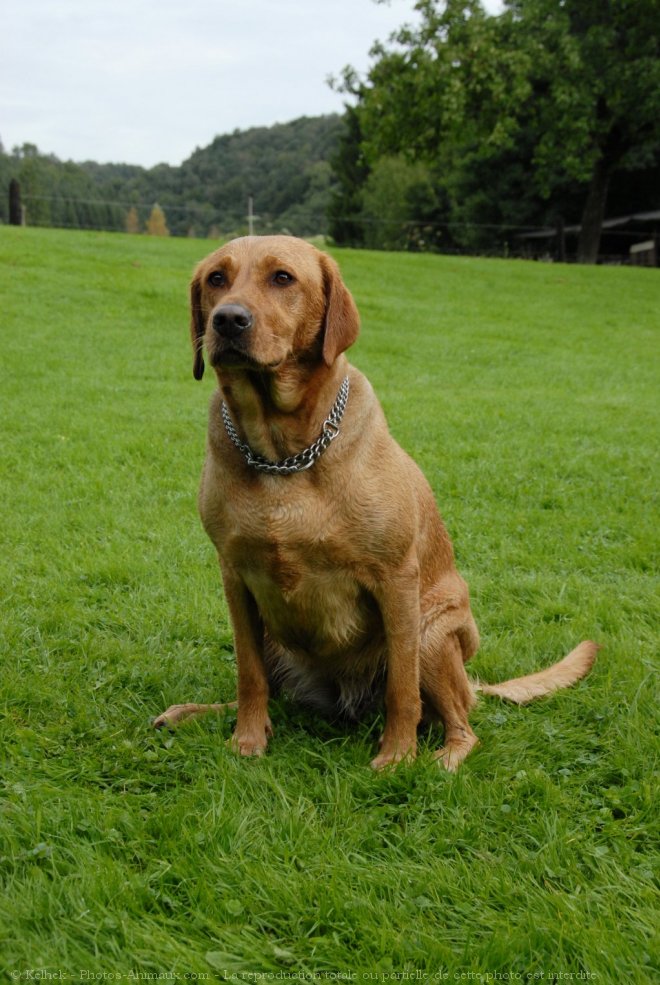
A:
190,273,205,380
320,253,360,366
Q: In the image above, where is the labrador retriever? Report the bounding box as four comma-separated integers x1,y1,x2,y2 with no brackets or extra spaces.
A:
154,236,597,770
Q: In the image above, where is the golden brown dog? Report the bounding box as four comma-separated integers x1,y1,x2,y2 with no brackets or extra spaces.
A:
154,235,597,770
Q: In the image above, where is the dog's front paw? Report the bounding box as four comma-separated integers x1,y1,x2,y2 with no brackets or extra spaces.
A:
371,739,416,771
229,719,272,758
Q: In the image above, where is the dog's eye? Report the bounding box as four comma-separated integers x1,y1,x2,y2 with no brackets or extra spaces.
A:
208,271,226,288
272,270,294,286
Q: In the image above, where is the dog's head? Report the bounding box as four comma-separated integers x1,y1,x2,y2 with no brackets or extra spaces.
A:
189,236,360,380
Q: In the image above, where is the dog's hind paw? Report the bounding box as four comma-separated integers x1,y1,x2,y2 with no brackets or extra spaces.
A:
152,700,238,730
433,731,479,772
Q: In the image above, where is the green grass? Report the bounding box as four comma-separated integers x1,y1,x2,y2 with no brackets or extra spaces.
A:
1,227,658,982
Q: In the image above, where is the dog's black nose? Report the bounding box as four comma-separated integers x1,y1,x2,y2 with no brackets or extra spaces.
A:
212,304,253,339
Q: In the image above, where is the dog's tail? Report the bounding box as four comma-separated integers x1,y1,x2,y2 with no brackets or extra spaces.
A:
474,640,599,705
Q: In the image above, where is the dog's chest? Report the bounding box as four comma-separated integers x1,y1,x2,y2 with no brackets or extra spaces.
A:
222,489,374,654
231,497,315,588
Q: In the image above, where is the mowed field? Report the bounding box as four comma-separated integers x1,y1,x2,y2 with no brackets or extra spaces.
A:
0,226,658,981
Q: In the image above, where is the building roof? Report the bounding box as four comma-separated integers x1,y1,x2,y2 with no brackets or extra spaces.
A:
518,210,660,240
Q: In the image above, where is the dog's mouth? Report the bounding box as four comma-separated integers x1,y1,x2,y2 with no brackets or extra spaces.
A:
211,346,251,367
210,343,282,372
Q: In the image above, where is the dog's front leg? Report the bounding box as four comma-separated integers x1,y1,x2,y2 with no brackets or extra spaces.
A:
222,567,272,757
370,557,422,770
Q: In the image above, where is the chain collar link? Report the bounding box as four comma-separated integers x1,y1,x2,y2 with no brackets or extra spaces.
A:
221,376,350,476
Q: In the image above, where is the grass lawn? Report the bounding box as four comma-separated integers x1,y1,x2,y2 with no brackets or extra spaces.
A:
0,226,658,981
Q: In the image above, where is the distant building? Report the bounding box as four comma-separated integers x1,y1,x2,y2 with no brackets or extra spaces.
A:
517,210,660,265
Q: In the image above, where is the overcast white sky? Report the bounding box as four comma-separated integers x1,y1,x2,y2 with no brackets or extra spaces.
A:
2,0,503,168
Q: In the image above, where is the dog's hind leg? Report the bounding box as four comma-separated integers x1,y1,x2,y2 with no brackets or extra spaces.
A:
153,701,238,730
420,606,479,772
418,576,480,770
421,629,479,771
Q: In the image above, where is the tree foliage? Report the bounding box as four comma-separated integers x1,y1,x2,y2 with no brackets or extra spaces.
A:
145,204,169,236
0,116,344,238
125,206,140,234
0,143,126,231
333,0,660,260
361,156,445,251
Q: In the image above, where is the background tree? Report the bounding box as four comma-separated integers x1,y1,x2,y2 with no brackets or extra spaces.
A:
509,0,660,261
327,107,370,246
125,206,140,233
339,0,660,261
360,155,445,251
0,116,344,237
0,143,125,229
145,203,169,236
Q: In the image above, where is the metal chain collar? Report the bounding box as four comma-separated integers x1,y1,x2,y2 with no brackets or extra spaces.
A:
221,376,350,476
